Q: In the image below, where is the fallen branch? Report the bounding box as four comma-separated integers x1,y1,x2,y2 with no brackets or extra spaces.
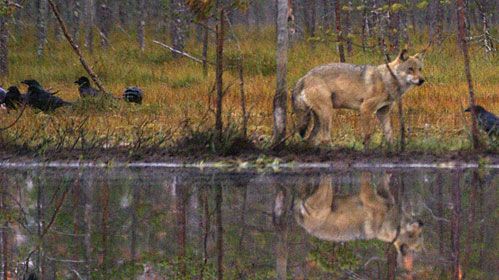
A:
47,0,107,93
0,101,27,132
153,40,211,65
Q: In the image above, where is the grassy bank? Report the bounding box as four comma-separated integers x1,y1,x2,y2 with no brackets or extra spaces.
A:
1,27,498,159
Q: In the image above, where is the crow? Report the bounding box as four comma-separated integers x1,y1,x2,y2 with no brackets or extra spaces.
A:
465,105,498,136
5,86,25,109
74,76,100,98
123,86,143,104
21,80,71,112
0,87,5,103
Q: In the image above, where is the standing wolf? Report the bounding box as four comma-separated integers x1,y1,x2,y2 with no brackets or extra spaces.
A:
292,49,426,145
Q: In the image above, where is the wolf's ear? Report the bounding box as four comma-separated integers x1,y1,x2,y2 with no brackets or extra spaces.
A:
397,49,408,62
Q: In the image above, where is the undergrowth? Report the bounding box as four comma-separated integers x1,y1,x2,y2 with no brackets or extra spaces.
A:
0,26,498,159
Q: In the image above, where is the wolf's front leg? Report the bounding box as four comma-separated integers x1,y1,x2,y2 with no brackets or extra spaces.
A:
360,104,376,147
376,105,394,144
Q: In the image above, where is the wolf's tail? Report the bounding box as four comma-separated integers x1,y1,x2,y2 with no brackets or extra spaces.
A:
291,79,311,138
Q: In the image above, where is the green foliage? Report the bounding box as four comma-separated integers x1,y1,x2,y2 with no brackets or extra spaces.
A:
416,1,429,9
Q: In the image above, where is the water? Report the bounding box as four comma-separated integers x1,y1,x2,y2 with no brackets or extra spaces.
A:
0,167,497,279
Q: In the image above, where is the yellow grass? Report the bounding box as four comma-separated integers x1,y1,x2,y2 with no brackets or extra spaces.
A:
1,27,498,154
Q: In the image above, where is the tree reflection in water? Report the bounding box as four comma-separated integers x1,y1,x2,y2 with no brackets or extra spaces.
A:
0,167,496,279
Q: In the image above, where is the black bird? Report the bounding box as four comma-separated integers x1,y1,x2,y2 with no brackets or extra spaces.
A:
74,76,100,98
21,80,71,112
123,86,143,104
465,105,498,136
5,86,25,109
0,87,5,105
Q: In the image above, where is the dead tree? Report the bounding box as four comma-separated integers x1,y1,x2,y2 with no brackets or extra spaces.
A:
456,0,481,149
215,7,225,143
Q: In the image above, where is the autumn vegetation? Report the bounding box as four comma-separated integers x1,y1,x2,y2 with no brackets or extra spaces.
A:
0,8,497,160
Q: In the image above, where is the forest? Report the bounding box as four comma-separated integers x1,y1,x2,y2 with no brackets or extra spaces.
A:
0,0,497,160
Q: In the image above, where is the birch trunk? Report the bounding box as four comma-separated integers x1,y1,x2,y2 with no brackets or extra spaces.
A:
37,0,48,57
137,0,146,51
84,0,95,52
170,0,188,58
273,0,289,146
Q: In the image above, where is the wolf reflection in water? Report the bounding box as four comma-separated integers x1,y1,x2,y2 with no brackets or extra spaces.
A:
295,173,424,273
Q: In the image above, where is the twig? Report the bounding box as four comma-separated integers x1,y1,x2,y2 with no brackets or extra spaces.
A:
47,0,107,93
152,40,209,64
0,101,27,132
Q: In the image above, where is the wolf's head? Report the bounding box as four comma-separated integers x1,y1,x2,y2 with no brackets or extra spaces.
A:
393,217,424,272
390,49,427,88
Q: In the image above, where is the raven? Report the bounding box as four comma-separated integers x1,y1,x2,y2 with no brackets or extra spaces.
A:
465,105,498,136
74,76,100,98
123,86,143,104
5,86,25,109
21,80,71,112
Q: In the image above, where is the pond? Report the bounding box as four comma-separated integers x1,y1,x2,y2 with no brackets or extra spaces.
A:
0,166,497,279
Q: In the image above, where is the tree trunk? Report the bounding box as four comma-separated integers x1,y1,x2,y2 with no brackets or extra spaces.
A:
202,22,209,77
53,0,63,41
100,180,110,277
175,179,187,277
137,0,146,51
273,186,289,280
388,0,400,51
84,0,95,52
345,0,353,54
215,184,224,280
83,190,92,279
98,1,112,48
334,0,345,62
273,0,289,147
0,8,8,77
303,0,316,37
456,0,481,149
70,0,81,46
1,177,9,280
450,173,462,280
170,0,188,57
215,8,225,143
37,0,48,57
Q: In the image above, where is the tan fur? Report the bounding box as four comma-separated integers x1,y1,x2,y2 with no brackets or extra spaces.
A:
295,173,424,269
292,50,426,146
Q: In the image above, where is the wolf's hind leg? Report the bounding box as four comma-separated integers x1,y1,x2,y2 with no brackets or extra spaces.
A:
295,109,311,138
310,91,333,145
304,176,334,215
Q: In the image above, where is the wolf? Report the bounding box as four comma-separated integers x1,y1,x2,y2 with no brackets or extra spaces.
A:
292,49,426,145
295,173,424,270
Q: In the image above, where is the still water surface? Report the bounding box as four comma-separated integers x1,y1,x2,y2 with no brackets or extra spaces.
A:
0,167,497,279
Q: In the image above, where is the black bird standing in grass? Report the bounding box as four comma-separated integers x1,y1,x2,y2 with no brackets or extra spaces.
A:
465,105,498,137
5,86,25,109
22,80,71,112
0,86,25,110
123,86,143,104
74,76,100,98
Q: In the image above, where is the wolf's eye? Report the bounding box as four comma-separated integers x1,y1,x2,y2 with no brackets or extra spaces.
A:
418,68,422,71
408,67,414,72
